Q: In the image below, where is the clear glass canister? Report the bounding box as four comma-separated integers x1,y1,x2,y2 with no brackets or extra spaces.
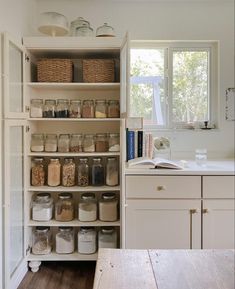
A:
99,192,118,221
55,193,74,221
91,158,104,186
96,23,115,37
69,100,81,118
32,227,52,255
82,100,94,118
78,227,96,254
56,227,74,254
70,134,83,152
108,133,120,152
31,158,45,186
108,100,120,118
77,158,89,186
98,227,117,248
95,133,108,152
43,99,56,118
30,99,43,118
95,100,107,118
45,134,57,152
32,193,53,221
47,158,61,187
78,193,97,222
56,99,69,118
76,24,93,37
106,157,119,186
70,17,90,36
31,134,44,152
58,134,70,152
83,134,95,152
62,158,75,187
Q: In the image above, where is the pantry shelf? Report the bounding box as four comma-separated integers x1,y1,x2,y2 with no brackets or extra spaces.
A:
27,82,120,90
27,252,98,261
28,118,121,122
28,220,121,227
28,152,120,157
28,185,120,192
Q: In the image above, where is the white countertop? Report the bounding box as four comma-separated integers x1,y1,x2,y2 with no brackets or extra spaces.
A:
125,160,235,176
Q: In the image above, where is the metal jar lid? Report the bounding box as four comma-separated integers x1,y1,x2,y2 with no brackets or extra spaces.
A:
58,226,73,232
58,193,73,200
81,192,95,200
36,193,51,201
101,227,114,234
101,192,116,200
80,226,95,232
35,226,50,233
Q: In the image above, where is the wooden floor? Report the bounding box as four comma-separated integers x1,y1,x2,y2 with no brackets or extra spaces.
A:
18,262,96,289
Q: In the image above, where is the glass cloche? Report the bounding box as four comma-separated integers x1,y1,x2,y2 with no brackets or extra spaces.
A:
38,12,69,36
96,23,115,37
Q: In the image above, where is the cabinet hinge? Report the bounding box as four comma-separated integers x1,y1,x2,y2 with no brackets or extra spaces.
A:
25,105,30,112
26,246,31,255
26,126,30,132
25,55,30,62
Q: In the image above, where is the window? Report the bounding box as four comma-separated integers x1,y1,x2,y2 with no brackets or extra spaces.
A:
130,42,218,129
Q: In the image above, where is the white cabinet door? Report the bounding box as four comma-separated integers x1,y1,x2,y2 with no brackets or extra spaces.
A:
125,200,201,249
4,120,27,289
203,200,235,249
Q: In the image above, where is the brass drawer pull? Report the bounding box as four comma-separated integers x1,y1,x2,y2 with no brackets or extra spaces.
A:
156,185,166,191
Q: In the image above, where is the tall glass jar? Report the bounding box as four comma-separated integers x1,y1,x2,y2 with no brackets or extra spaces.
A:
77,158,89,186
99,192,118,221
69,100,81,118
45,134,57,152
56,99,69,118
83,134,95,152
58,134,70,152
95,133,108,152
30,99,43,118
98,227,117,248
91,158,104,186
55,193,74,221
62,158,75,187
32,193,53,221
70,134,83,152
31,158,45,186
78,227,96,254
82,100,94,118
78,193,97,222
47,158,61,187
95,100,107,118
31,134,44,152
106,157,119,186
32,227,52,255
107,100,120,118
43,99,56,118
56,227,74,254
108,133,120,152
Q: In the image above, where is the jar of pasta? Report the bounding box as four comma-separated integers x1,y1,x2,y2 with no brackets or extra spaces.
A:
31,158,45,186
77,158,89,186
62,158,75,187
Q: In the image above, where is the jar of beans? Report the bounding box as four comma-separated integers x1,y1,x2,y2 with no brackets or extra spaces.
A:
77,158,89,186
31,158,45,186
91,158,104,186
82,100,94,118
62,158,75,187
95,133,108,152
108,100,120,118
70,134,83,152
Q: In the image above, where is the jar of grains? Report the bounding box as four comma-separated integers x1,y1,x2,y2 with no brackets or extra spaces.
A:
77,158,89,186
95,100,107,118
55,193,74,221
56,227,74,254
30,99,43,118
98,227,117,249
47,158,61,187
83,134,95,152
32,193,53,221
107,100,120,118
31,134,44,152
91,158,104,186
95,133,108,152
58,134,70,153
62,158,75,187
108,133,120,152
56,99,69,118
70,134,83,152
82,100,94,118
78,227,96,254
78,193,97,222
99,192,118,221
43,99,56,118
31,158,45,186
45,134,57,152
32,227,52,255
106,157,119,186
69,100,81,118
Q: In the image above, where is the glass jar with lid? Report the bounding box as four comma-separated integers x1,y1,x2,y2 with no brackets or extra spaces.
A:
82,100,94,118
31,134,44,152
106,157,119,186
45,134,57,152
76,24,93,37
83,134,95,152
108,133,120,152
99,192,118,221
78,227,96,254
55,193,74,221
32,193,53,221
95,100,107,118
95,133,108,152
48,158,61,187
32,227,52,255
30,99,43,118
108,100,120,118
69,100,81,118
62,158,75,187
31,158,45,186
77,158,89,186
98,227,117,248
58,134,70,152
70,134,83,152
56,99,69,118
91,158,104,186
56,227,74,254
78,193,97,222
70,17,90,36
43,99,56,118
96,23,115,37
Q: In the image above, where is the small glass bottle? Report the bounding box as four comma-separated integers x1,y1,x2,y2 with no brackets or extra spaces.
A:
83,134,95,152
56,227,74,254
45,134,57,152
82,100,94,118
56,99,69,118
91,158,104,186
95,100,107,118
43,99,56,118
32,227,52,255
108,133,120,152
108,100,120,118
47,158,61,187
32,193,53,221
98,227,117,248
55,193,74,222
106,157,119,186
78,193,97,222
31,134,44,152
78,227,96,254
77,158,89,187
62,158,75,187
31,158,45,186
95,133,108,152
58,134,70,153
99,192,118,222
70,134,83,152
69,100,81,118
30,99,43,118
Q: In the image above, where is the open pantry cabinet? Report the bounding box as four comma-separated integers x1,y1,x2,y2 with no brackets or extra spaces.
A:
1,32,129,289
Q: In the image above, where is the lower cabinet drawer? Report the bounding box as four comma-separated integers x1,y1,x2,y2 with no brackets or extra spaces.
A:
126,176,201,199
203,176,235,198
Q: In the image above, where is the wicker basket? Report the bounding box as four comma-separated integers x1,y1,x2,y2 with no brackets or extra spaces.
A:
83,59,115,83
37,59,73,82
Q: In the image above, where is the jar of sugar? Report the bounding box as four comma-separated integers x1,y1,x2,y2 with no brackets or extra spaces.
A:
78,193,97,222
78,227,96,254
32,193,53,221
56,227,74,254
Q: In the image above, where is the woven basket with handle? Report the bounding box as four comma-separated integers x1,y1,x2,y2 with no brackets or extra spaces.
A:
83,59,115,83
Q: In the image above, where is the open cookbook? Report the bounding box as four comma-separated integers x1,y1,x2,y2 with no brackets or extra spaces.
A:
127,157,183,169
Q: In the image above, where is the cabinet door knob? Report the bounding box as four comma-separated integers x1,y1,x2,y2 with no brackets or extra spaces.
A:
156,185,166,191
190,209,199,214
203,208,210,214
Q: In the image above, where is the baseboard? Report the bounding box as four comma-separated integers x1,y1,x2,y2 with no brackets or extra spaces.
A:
10,261,28,289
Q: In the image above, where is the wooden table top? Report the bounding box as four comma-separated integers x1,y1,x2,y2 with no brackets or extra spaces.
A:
93,249,235,289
